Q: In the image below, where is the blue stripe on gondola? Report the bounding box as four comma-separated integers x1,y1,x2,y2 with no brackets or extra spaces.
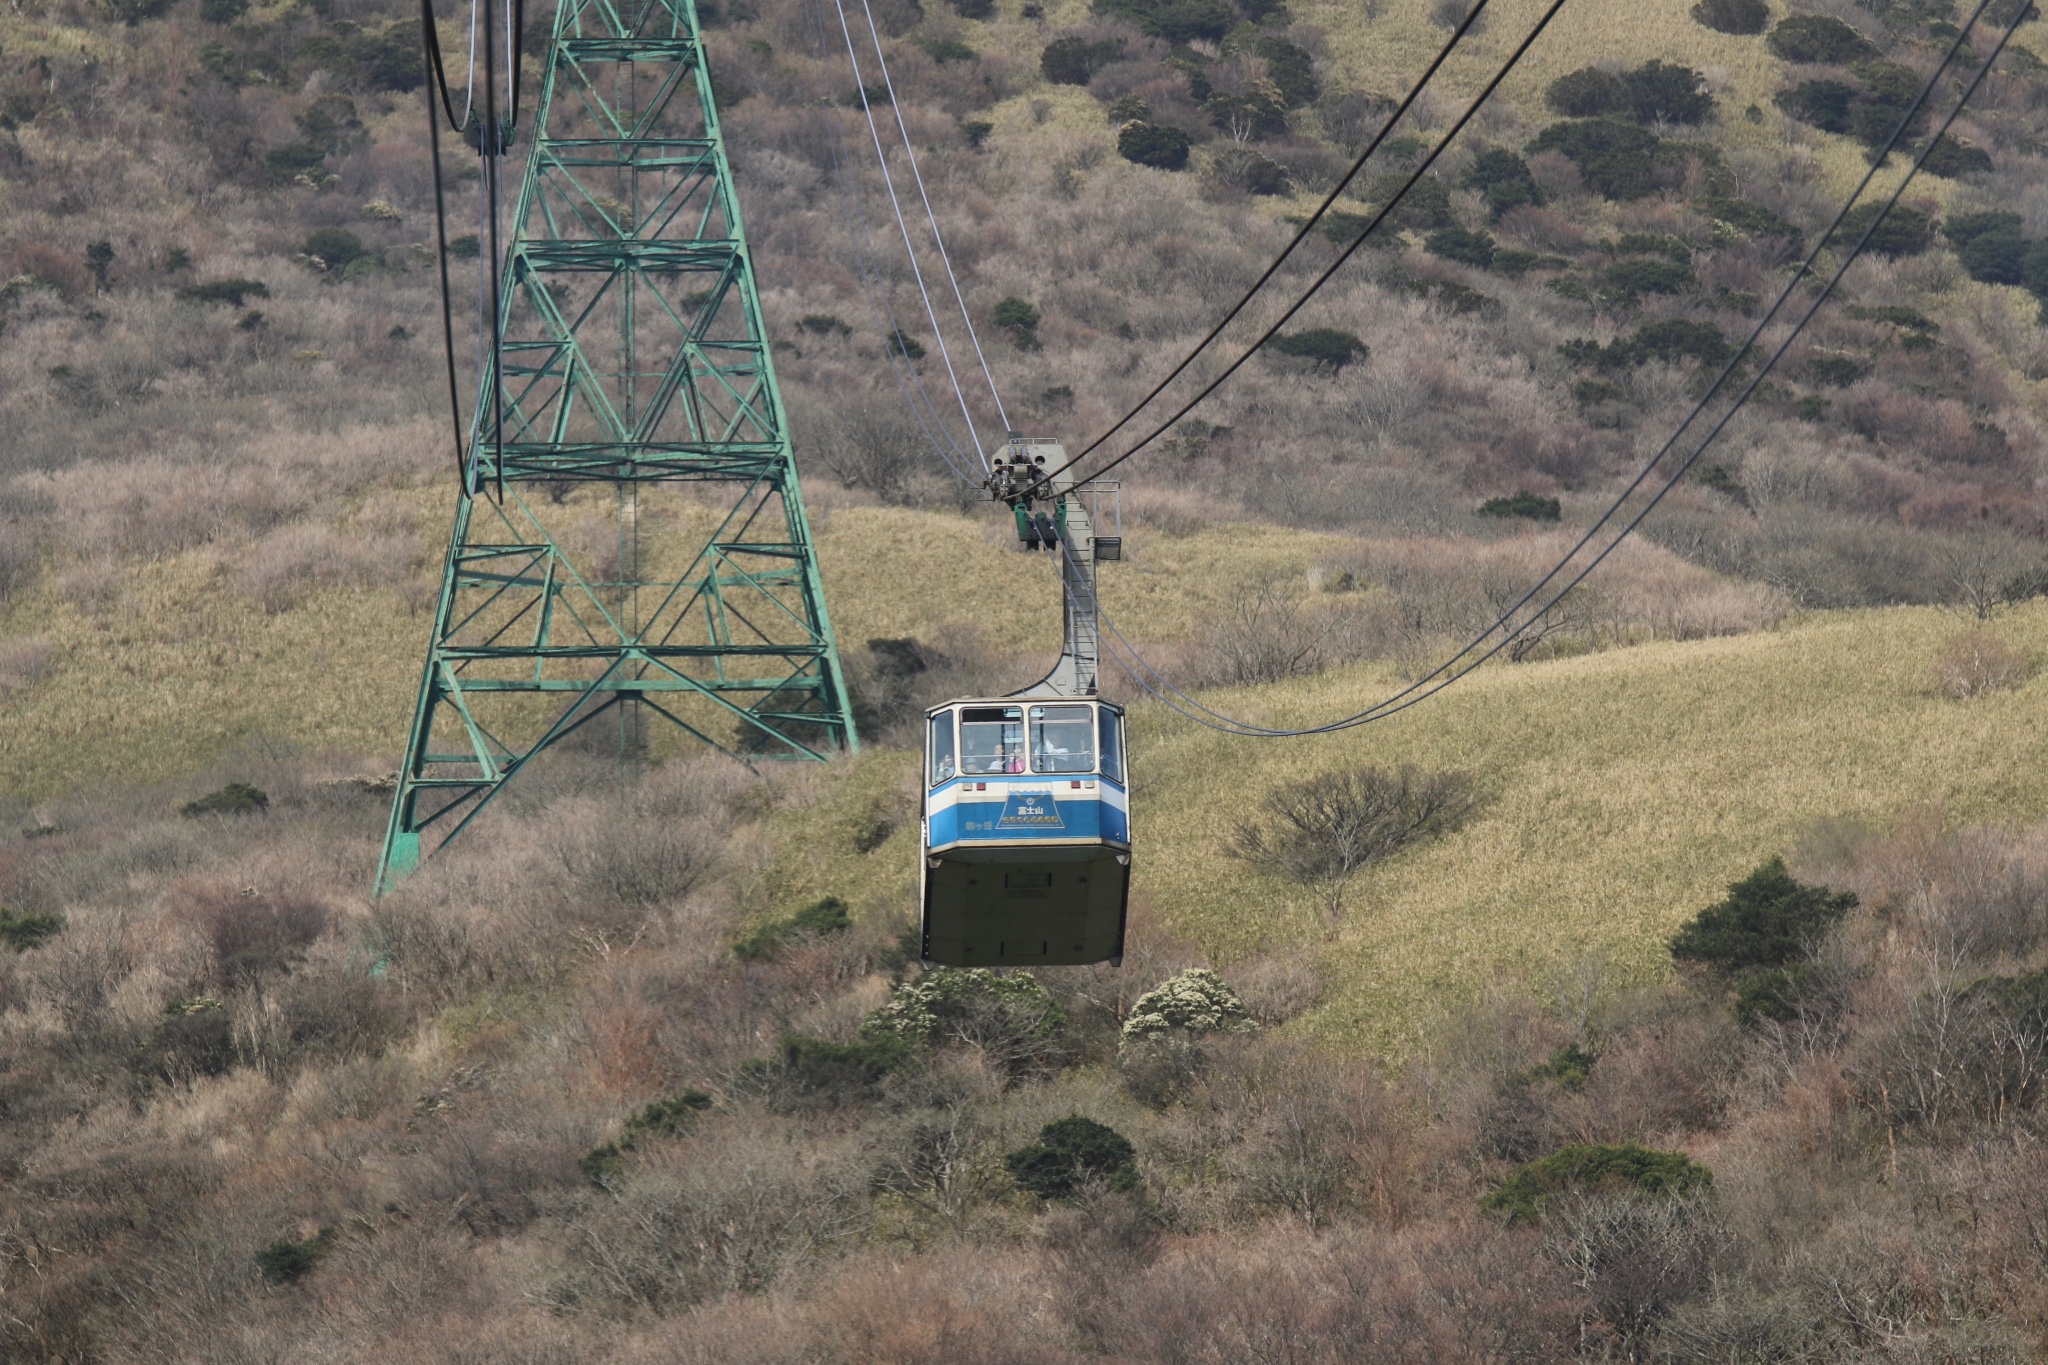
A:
927,784,1128,849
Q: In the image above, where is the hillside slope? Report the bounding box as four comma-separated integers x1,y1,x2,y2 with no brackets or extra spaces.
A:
739,587,2048,1047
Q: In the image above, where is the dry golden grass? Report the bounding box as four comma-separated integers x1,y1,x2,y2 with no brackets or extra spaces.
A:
748,588,2048,1054
14,483,2048,1050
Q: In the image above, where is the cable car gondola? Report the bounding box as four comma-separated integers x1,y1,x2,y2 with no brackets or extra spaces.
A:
919,439,1131,967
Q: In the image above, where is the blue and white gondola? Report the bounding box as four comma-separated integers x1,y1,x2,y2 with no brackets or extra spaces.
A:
919,697,1131,966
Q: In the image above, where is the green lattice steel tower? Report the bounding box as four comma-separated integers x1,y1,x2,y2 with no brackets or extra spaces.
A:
378,0,856,892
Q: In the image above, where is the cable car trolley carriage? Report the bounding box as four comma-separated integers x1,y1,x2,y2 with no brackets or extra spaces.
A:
919,438,1131,967
921,696,1130,966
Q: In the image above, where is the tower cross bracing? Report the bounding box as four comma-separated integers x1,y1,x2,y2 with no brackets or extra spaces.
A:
379,0,856,890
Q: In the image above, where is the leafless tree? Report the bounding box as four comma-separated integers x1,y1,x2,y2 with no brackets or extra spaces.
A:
1228,765,1480,918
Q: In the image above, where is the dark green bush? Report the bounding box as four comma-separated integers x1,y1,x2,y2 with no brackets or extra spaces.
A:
263,141,330,181
735,895,852,960
1733,963,1818,1029
255,1231,328,1284
1526,117,1661,200
1527,1041,1597,1088
1492,249,1560,277
181,782,268,817
1693,195,1802,249
917,35,976,63
961,118,995,149
1005,1115,1139,1197
1799,354,1870,387
621,1089,714,1146
1947,210,2023,250
1612,237,1688,267
1264,328,1367,372
1773,79,1858,135
1117,121,1191,170
145,1000,235,1080
798,313,851,336
736,1035,912,1108
175,278,270,309
1361,170,1457,230
2025,241,2048,299
578,1143,625,1187
950,0,994,16
1670,856,1857,973
1253,35,1318,107
1545,67,1627,118
1482,1143,1712,1222
1108,92,1151,123
1692,0,1767,35
1842,303,1938,335
448,233,481,258
887,328,926,359
1960,228,2031,285
0,908,64,952
1093,0,1234,42
1040,35,1124,85
1692,461,1748,503
1630,318,1735,369
1605,257,1694,296
1478,491,1561,521
1424,225,1496,268
200,0,248,20
1625,60,1714,124
992,296,1041,331
302,228,366,269
1838,202,1934,256
1464,149,1541,217
1923,135,1993,178
1767,14,1877,64
1203,91,1287,140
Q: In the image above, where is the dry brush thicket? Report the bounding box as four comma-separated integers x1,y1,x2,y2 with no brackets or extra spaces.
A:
12,755,2048,1358
5,0,2048,648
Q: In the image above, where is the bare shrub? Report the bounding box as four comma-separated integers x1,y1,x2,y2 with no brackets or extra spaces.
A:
1543,1192,1725,1349
1202,579,1373,685
1229,765,1480,918
405,1120,585,1236
1932,629,2029,700
235,521,412,613
1228,951,1323,1025
546,1113,867,1312
0,635,54,700
549,797,724,913
168,883,331,987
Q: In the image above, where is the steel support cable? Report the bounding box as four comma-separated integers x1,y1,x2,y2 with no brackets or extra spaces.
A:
850,0,1012,434
418,0,527,498
480,0,505,500
1074,0,2019,739
1055,0,1495,474
1035,0,1569,490
797,0,986,484
829,0,991,468
420,0,470,484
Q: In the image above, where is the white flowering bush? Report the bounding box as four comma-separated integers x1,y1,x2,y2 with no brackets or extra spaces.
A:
861,966,1066,1074
1120,969,1257,1047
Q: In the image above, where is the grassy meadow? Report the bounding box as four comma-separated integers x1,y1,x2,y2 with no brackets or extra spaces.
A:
751,572,2048,1051
17,478,2048,1051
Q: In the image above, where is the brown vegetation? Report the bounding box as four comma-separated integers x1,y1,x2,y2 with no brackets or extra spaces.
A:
6,748,2048,1358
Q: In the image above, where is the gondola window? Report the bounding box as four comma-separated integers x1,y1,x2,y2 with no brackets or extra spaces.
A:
1030,704,1096,775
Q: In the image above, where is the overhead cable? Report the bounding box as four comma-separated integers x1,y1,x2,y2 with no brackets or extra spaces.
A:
1057,0,1497,472
830,0,992,467
798,0,988,484
852,0,1013,434
1084,0,2019,738
1036,0,1572,489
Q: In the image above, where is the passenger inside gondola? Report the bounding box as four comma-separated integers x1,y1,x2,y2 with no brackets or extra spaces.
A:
960,706,1027,773
1030,703,1096,774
